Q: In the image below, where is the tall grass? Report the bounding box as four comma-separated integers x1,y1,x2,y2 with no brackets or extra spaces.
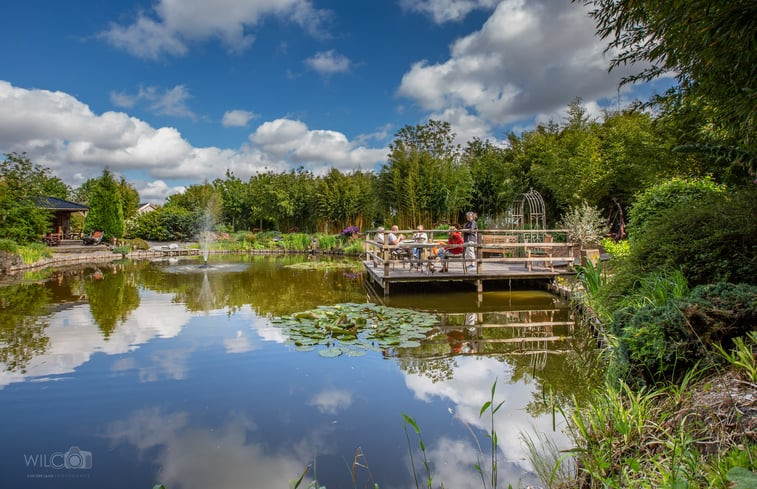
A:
713,331,757,382
280,233,311,251
17,243,52,264
619,268,689,309
316,234,337,251
574,259,610,322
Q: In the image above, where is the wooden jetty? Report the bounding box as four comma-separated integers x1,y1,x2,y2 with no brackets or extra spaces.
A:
363,228,579,296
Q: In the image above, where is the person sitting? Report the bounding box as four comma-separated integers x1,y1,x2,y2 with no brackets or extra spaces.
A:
411,224,428,261
375,226,385,245
436,226,464,272
387,225,405,246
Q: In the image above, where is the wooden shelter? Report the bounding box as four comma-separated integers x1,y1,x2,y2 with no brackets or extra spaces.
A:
35,196,88,239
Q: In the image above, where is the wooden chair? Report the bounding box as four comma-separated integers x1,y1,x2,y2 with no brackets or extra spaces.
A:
82,230,104,245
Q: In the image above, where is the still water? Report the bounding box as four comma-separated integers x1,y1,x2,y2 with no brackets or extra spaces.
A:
0,255,598,488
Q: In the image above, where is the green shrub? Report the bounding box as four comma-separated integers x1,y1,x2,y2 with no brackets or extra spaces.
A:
622,185,757,287
627,177,725,240
600,238,629,257
128,207,201,241
558,201,607,248
0,239,18,254
121,238,150,250
112,245,131,257
608,282,757,387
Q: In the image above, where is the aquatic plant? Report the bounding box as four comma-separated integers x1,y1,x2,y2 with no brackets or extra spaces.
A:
272,303,438,357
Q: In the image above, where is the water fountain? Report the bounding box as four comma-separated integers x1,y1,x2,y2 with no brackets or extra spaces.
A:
198,204,215,268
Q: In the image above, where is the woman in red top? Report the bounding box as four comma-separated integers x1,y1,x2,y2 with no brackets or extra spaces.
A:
437,226,464,271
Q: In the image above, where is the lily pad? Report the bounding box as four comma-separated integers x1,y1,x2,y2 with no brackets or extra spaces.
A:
318,347,343,358
274,303,439,357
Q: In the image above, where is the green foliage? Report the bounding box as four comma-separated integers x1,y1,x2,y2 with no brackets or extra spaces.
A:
17,243,52,264
118,177,140,221
622,184,756,287
342,238,365,255
617,269,690,310
121,238,150,251
558,202,607,248
0,153,58,243
380,119,472,227
713,332,757,382
272,303,437,356
84,168,125,240
627,177,726,239
575,259,610,322
128,206,201,241
584,0,757,168
519,103,678,216
464,138,525,220
600,238,629,258
0,239,18,254
279,233,311,251
608,282,757,387
112,245,131,257
315,233,337,251
316,169,379,232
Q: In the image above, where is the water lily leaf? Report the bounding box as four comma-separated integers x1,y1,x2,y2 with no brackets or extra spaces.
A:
295,345,315,352
318,347,343,358
399,340,421,348
346,350,367,357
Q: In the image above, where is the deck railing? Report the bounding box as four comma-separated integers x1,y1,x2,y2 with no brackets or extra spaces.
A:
364,228,578,276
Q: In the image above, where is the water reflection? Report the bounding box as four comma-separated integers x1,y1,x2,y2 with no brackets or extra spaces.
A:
106,407,306,489
0,256,598,488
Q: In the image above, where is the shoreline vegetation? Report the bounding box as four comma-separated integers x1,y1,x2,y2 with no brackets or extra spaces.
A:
0,231,367,275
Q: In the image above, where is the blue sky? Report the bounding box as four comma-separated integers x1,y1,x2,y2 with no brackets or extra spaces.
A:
0,0,671,202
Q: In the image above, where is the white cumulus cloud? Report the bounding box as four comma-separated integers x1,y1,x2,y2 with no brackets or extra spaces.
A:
304,50,351,75
0,81,386,202
398,0,646,136
222,109,256,127
111,85,197,120
101,0,331,59
400,0,499,23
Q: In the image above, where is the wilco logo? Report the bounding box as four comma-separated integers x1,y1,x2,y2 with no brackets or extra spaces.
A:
24,447,93,470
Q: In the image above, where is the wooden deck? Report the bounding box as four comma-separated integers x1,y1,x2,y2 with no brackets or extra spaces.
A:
362,258,575,295
362,228,579,295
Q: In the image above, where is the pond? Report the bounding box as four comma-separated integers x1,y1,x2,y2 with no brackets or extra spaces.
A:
0,255,599,489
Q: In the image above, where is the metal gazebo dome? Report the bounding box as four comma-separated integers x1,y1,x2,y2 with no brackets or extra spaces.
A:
507,189,547,240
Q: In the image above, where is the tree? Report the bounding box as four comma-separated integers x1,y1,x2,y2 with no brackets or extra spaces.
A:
583,0,757,170
118,177,140,221
380,120,470,227
0,153,59,243
463,138,527,220
84,168,124,240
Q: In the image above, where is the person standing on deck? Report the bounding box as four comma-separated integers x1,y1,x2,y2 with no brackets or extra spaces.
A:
463,211,478,268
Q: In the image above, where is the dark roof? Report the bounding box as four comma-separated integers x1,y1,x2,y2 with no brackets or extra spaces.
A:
34,196,88,211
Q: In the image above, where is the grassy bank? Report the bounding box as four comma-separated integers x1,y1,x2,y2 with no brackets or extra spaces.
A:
543,259,757,489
